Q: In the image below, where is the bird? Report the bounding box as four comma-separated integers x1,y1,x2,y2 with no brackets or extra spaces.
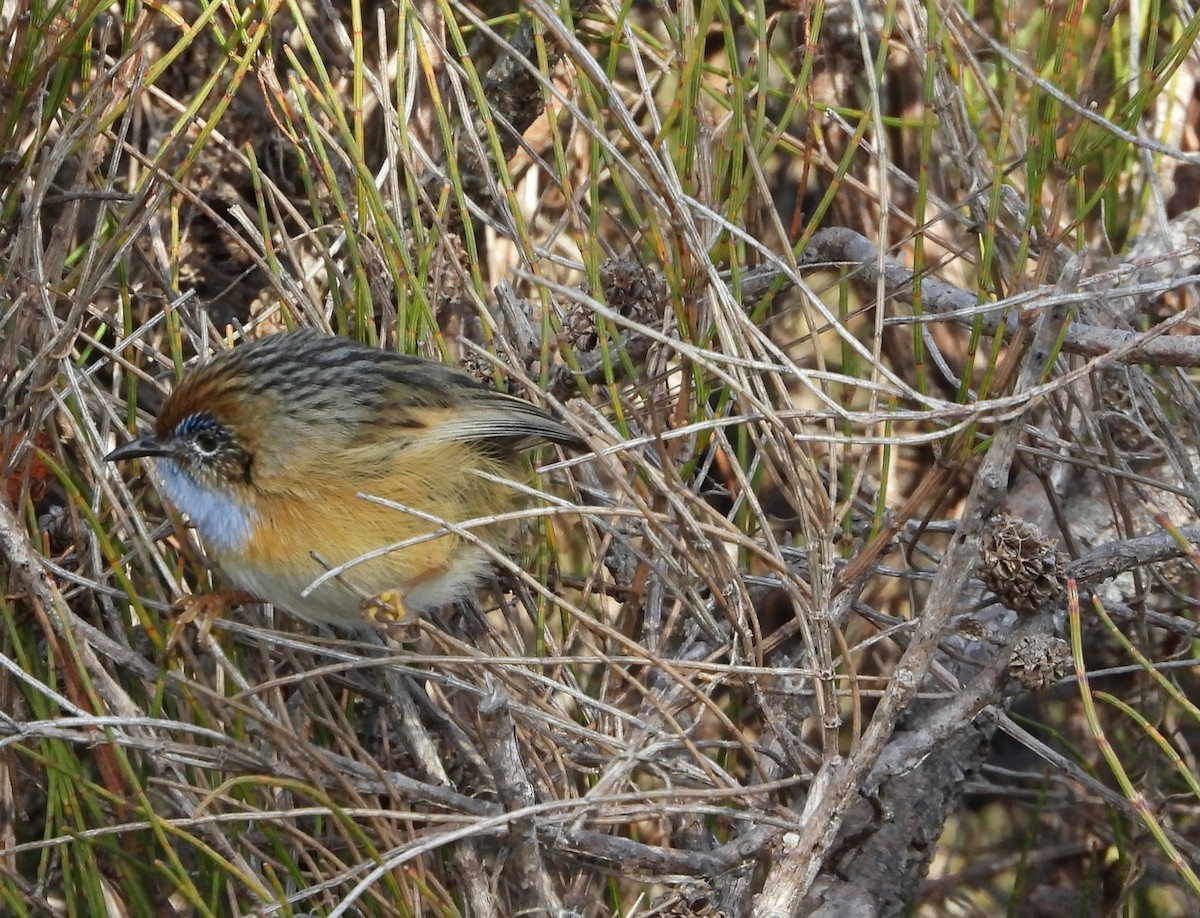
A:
106,330,584,635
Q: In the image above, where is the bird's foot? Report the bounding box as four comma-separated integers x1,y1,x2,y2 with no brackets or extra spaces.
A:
168,589,259,650
362,590,420,639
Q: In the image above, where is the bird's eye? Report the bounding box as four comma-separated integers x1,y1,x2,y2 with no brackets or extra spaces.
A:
193,428,221,455
176,413,226,458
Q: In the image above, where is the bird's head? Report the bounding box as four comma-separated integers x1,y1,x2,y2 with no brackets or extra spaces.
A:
105,358,263,553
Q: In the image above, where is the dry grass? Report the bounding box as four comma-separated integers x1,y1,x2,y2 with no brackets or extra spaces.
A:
2,0,1200,915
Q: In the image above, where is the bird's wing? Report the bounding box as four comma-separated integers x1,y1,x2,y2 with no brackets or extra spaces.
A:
359,365,583,451
402,387,582,450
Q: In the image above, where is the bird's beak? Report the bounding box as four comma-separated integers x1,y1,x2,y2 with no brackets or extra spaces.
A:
105,436,172,462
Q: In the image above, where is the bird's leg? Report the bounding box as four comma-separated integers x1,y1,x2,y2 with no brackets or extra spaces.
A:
169,589,260,649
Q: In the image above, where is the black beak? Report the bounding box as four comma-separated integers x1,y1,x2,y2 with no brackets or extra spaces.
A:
105,435,172,462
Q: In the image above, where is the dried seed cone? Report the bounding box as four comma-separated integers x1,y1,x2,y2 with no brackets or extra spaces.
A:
978,515,1068,615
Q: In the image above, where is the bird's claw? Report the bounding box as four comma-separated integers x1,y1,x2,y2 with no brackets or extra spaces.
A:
167,590,258,650
363,591,420,638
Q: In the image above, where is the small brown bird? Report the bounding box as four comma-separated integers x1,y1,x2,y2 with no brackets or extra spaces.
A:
107,330,583,629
